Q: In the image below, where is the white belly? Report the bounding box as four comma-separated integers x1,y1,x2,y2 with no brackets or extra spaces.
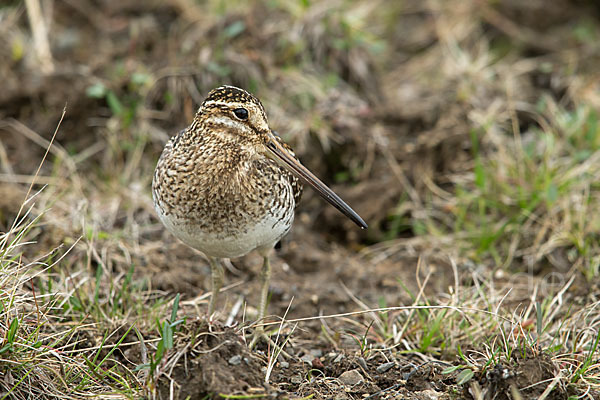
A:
156,207,294,259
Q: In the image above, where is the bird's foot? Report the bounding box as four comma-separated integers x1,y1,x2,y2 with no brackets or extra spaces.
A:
249,327,292,359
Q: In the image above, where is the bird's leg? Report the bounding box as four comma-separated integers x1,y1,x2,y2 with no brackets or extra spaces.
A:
249,253,271,349
258,254,271,323
207,256,224,320
249,253,292,358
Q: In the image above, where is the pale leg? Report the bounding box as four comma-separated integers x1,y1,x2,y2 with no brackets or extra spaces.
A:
208,256,224,319
249,253,291,358
250,254,271,348
257,254,271,324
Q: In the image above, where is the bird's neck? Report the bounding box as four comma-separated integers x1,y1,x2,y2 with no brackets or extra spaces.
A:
189,128,252,178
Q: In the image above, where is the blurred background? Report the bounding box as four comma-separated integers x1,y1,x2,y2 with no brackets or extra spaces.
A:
1,0,600,397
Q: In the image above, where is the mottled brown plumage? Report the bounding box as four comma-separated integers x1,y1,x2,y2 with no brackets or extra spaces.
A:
153,86,303,258
152,85,366,347
154,126,301,237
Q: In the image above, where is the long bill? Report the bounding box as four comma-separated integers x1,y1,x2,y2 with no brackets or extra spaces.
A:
265,131,367,229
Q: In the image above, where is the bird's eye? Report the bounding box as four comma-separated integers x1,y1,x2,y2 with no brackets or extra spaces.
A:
233,108,249,120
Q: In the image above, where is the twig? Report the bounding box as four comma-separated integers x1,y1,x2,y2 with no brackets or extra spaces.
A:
25,0,55,74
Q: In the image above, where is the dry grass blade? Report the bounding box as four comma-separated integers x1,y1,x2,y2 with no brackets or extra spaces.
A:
6,107,66,243
24,0,54,74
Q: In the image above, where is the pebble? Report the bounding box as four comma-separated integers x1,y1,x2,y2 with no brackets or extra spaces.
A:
338,369,364,386
312,357,325,370
356,357,368,370
228,355,242,366
279,361,289,369
300,354,313,364
420,389,443,399
291,375,303,384
310,349,323,357
376,361,395,373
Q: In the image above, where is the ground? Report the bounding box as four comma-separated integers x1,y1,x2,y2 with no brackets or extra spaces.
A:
1,0,600,399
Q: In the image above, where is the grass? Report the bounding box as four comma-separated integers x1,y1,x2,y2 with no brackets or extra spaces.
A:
1,0,600,398
0,193,189,398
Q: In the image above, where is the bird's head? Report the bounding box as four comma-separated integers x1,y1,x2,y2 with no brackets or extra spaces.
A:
196,85,367,229
198,85,271,146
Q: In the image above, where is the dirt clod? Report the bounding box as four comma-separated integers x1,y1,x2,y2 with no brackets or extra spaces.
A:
338,369,364,386
157,322,264,399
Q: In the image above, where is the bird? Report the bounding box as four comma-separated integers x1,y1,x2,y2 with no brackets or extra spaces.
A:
152,85,367,346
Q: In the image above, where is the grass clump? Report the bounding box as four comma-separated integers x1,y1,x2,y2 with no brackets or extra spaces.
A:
0,199,187,398
407,99,600,278
0,209,136,398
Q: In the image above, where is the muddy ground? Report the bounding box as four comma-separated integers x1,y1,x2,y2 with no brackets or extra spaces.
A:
2,0,600,399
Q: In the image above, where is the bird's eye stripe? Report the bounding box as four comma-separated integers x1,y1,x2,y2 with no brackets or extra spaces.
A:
233,108,249,120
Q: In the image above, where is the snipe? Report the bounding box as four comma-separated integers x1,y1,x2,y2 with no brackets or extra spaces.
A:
152,85,366,345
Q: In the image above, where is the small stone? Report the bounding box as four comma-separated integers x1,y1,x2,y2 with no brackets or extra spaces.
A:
376,361,395,373
356,357,368,370
312,357,325,370
300,354,313,364
419,389,444,399
291,375,302,384
279,361,289,368
310,349,323,357
228,355,242,365
334,353,345,363
338,369,364,386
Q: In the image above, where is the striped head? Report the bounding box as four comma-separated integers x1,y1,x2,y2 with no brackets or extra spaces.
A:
195,85,271,147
